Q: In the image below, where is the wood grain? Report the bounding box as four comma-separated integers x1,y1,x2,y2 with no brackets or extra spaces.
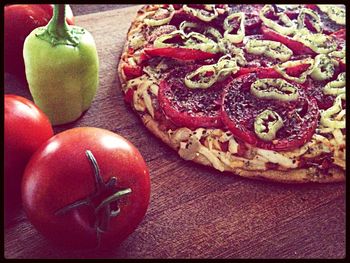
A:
70,4,134,16
4,5,345,259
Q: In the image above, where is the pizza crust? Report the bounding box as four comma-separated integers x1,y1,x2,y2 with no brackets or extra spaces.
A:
140,114,344,183
118,4,345,183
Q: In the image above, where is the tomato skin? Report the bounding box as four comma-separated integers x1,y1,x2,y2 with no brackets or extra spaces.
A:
124,88,135,104
144,47,217,61
122,64,143,80
235,67,261,76
331,29,346,41
236,62,313,79
261,25,314,55
4,4,74,81
22,127,150,249
159,95,223,128
158,74,224,129
331,28,345,55
4,95,53,218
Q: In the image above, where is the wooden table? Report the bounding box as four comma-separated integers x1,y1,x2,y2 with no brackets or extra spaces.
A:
4,5,345,259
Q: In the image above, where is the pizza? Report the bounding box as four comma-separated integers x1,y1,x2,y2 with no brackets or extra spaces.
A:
118,4,346,183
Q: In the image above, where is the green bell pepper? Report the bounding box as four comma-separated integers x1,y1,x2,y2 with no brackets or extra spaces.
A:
23,4,99,125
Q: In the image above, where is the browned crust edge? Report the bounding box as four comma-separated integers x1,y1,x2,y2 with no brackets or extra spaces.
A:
117,5,345,184
140,114,345,184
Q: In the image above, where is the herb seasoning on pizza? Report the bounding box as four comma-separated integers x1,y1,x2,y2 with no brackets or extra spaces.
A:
118,4,345,183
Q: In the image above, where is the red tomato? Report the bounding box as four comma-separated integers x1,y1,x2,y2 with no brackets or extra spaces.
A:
331,29,345,53
124,88,135,104
236,61,314,79
331,29,346,41
22,127,151,249
261,25,314,55
4,4,74,81
4,95,53,219
144,47,217,61
122,63,143,80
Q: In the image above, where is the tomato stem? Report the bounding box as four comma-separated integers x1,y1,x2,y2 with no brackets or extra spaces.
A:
85,150,105,191
55,199,90,216
54,150,132,247
95,188,132,215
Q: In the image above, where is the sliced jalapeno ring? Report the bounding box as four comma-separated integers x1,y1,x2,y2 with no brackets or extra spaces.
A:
197,5,219,22
218,40,247,66
292,31,337,54
251,78,299,101
216,56,239,81
310,54,335,81
254,109,284,141
274,58,315,84
259,5,297,35
320,95,345,129
223,12,245,43
183,5,218,22
317,5,345,25
179,21,223,42
185,32,220,53
179,21,198,32
153,30,184,48
153,30,219,53
297,8,322,33
185,64,218,89
204,27,223,42
184,55,240,89
323,72,346,96
328,48,345,66
245,39,293,62
144,5,175,26
217,54,236,67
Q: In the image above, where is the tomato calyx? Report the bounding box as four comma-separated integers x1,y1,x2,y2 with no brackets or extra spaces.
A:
55,150,132,245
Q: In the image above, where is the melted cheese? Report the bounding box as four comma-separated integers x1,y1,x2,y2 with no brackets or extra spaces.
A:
125,74,159,117
331,129,345,169
320,95,345,129
255,148,297,168
129,32,145,50
168,126,345,171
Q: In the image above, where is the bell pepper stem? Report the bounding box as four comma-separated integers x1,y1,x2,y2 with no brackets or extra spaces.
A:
36,4,81,46
47,5,68,38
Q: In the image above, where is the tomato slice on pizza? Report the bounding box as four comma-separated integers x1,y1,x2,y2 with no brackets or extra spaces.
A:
221,73,319,151
158,66,224,128
144,47,217,61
